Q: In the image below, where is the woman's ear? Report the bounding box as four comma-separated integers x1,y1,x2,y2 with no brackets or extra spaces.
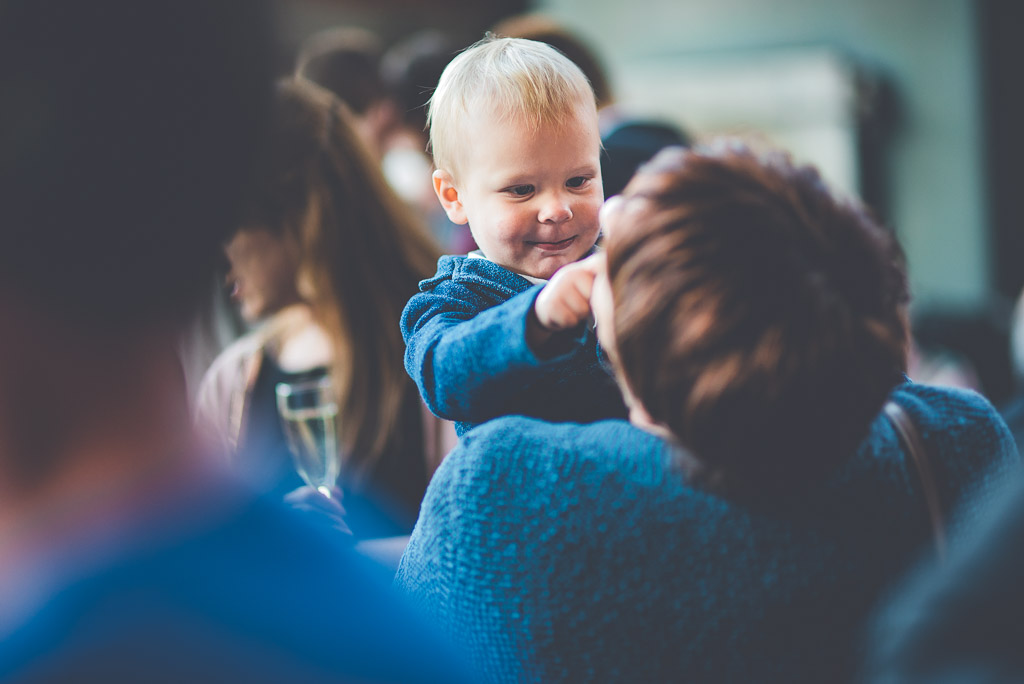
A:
432,169,468,225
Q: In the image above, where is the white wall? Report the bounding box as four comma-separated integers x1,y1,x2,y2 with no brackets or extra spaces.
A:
536,0,987,311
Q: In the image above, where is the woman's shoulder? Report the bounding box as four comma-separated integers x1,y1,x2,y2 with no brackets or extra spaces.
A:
197,308,309,392
435,417,674,499
869,381,1014,458
461,416,655,456
198,327,267,392
892,381,1000,417
863,381,1020,532
192,326,270,448
887,381,1015,454
405,418,688,572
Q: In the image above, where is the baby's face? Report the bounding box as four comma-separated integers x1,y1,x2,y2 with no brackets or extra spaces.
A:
445,102,603,280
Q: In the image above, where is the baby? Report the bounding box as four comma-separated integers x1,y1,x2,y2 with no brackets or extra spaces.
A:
401,36,628,435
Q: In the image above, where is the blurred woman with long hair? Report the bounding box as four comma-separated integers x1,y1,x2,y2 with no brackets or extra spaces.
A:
197,78,450,538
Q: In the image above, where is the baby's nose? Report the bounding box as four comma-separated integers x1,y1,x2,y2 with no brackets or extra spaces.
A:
538,195,573,223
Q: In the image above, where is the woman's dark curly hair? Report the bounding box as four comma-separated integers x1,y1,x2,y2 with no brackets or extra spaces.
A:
605,142,909,497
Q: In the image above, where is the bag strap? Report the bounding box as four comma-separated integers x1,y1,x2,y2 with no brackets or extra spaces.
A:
883,400,947,561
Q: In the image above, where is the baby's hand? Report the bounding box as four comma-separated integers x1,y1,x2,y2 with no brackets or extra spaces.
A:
534,253,603,332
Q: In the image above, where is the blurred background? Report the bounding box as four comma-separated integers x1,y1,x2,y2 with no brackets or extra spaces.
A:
277,0,1023,406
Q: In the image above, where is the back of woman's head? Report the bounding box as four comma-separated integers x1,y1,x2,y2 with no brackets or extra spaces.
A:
605,143,909,496
249,78,440,468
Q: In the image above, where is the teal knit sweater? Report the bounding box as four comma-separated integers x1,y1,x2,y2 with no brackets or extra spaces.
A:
396,383,1019,683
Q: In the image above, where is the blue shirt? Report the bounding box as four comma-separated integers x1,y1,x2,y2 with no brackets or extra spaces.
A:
1,475,475,683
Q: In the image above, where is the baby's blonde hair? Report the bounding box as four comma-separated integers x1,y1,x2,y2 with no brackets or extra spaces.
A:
427,35,596,180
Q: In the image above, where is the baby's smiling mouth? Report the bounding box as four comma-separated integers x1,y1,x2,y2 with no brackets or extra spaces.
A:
527,235,576,251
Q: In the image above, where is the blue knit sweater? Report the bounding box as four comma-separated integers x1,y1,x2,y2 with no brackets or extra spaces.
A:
400,255,627,435
396,382,1020,683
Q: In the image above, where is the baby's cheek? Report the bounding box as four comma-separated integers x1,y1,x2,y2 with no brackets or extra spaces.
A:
579,199,603,228
491,213,529,243
579,224,603,257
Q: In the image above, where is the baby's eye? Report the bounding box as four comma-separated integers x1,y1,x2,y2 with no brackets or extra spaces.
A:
566,176,591,189
504,184,534,197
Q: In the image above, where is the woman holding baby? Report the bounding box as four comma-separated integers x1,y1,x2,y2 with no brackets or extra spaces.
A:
396,142,1018,682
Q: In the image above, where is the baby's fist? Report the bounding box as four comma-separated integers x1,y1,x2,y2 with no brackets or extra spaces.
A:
534,253,603,332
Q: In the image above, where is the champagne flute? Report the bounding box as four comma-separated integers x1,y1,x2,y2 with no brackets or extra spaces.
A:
275,377,341,498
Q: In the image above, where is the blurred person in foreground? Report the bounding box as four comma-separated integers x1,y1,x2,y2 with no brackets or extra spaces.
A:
0,2,471,682
196,77,452,541
396,143,1018,682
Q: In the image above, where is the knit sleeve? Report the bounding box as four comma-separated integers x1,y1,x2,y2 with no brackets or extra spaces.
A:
401,284,587,423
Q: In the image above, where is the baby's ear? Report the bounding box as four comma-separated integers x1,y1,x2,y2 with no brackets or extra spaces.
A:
432,169,468,225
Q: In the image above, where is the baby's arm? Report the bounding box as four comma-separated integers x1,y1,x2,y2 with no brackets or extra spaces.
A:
403,284,588,423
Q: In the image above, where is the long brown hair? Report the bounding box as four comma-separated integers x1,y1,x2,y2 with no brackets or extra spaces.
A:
247,78,440,476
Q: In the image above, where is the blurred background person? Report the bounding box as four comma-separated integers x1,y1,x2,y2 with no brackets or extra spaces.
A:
183,19,405,400
0,1,471,681
906,335,983,394
196,78,452,541
998,285,1024,452
490,12,690,198
379,29,475,254
296,25,474,255
295,26,396,162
